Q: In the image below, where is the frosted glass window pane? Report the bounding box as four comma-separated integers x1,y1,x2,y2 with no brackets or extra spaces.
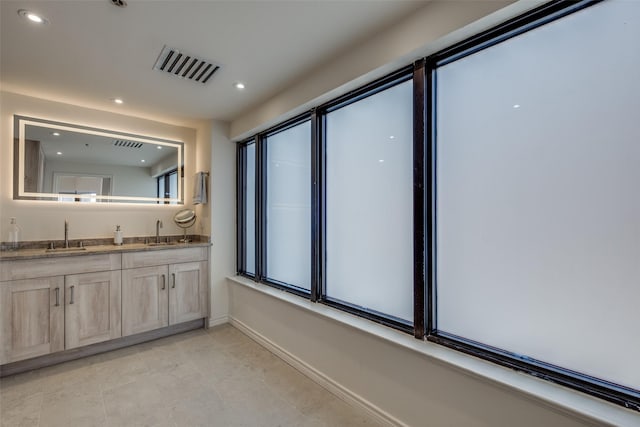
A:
157,176,165,198
326,80,413,322
245,144,256,275
436,0,640,391
266,121,311,290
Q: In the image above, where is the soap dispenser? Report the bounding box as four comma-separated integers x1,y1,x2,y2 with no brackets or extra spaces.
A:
114,225,123,246
8,217,20,250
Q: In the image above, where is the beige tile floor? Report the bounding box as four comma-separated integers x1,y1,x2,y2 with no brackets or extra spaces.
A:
0,325,382,427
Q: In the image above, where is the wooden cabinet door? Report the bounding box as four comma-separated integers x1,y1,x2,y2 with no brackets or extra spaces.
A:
122,266,168,336
169,261,207,325
65,271,121,350
0,277,64,364
23,139,42,193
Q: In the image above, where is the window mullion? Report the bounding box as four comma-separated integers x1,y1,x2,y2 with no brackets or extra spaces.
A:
413,59,426,339
311,109,321,302
319,112,327,303
256,134,267,282
426,58,436,336
236,144,246,273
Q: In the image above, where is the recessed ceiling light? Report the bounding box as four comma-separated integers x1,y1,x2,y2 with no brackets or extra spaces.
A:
52,132,60,136
112,98,124,104
378,159,385,163
28,14,43,23
513,104,520,109
234,82,245,90
141,159,146,163
389,135,395,139
157,146,162,150
18,9,49,24
56,152,62,155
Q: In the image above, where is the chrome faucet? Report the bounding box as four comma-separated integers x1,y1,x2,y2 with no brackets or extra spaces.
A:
64,219,69,248
156,219,163,243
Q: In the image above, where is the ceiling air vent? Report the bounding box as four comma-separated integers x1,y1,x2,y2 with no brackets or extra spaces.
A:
153,45,221,84
114,140,143,149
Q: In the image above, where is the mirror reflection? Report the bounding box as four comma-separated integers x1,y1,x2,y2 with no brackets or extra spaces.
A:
14,116,184,204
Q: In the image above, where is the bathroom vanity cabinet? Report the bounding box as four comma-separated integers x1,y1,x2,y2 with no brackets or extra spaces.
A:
0,276,65,363
64,270,122,350
0,244,209,371
121,247,208,336
0,253,121,364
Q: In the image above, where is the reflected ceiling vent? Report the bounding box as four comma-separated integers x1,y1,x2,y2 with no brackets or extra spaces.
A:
153,45,221,84
114,140,143,149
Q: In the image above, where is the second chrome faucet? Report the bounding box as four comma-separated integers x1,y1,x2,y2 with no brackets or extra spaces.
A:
64,219,69,248
156,219,163,243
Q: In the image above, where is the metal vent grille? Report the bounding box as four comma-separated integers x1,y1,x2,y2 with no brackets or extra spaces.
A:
114,140,143,149
153,45,221,84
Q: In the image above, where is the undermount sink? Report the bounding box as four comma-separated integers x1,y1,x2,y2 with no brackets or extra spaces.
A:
45,247,87,253
146,242,178,247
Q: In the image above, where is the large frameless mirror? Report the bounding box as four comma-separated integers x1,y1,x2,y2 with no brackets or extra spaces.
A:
13,115,184,204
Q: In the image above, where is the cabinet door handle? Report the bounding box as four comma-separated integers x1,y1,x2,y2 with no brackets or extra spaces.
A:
161,274,166,290
54,287,60,307
69,285,75,305
171,273,176,289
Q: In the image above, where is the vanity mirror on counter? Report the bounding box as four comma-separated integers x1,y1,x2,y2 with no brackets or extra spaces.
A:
174,209,196,243
13,115,185,204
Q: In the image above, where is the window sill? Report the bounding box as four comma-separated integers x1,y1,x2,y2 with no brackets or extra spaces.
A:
227,275,638,426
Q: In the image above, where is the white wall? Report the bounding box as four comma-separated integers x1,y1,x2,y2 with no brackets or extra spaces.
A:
150,151,179,178
208,119,235,324
229,282,618,427
43,160,155,197
0,91,208,241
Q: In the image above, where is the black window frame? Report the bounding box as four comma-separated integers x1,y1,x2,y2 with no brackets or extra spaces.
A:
237,138,256,278
425,0,640,411
156,168,179,204
235,65,423,332
235,0,640,411
260,113,313,297
316,65,419,334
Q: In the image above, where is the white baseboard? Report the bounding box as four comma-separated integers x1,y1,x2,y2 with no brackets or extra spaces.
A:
208,315,229,328
229,316,406,427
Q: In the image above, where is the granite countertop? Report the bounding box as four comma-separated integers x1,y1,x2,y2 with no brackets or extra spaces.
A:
0,241,211,261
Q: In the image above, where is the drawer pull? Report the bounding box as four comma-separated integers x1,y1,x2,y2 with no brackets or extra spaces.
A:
54,287,60,307
171,273,176,289
69,285,75,304
161,274,166,290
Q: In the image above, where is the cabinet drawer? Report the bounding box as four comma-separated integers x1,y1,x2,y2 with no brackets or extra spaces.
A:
0,254,121,282
122,247,207,269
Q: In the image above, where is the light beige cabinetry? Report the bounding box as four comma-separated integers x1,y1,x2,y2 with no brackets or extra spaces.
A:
0,254,121,364
0,277,64,363
1,246,208,367
122,247,208,337
122,266,168,336
169,261,207,325
65,271,121,350
23,139,45,193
